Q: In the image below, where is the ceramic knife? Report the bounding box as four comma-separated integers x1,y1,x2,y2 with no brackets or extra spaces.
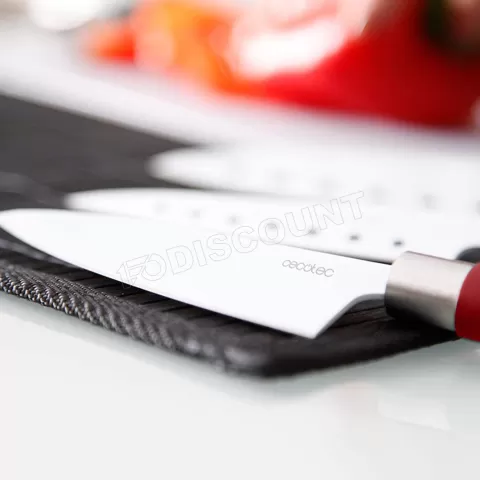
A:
66,188,480,263
148,142,480,220
0,208,479,341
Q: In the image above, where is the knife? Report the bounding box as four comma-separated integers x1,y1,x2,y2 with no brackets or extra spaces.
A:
148,142,480,220
66,188,480,263
0,208,479,341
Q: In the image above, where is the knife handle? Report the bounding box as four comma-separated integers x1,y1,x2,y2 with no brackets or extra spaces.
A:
455,263,480,341
386,252,474,336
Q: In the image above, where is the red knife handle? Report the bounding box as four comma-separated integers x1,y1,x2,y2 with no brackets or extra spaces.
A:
455,264,480,342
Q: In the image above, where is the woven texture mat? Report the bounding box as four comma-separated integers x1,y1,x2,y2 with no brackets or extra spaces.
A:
0,95,458,376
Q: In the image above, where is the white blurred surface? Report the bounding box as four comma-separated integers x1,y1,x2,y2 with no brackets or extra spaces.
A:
2,292,480,480
149,142,480,212
2,16,480,479
0,18,478,144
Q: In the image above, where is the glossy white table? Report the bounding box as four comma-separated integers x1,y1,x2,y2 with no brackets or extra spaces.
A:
2,17,480,479
2,291,480,480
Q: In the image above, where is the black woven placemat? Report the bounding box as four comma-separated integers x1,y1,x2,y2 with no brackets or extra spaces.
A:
0,95,457,376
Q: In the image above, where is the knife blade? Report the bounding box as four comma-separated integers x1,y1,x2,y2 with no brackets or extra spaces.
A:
147,142,480,220
66,188,480,263
1,208,479,341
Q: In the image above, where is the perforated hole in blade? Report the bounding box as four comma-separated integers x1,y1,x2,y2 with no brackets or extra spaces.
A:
190,209,202,219
265,222,278,232
421,194,436,210
227,214,241,225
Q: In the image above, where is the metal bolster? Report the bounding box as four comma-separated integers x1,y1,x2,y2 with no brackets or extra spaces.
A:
385,251,473,332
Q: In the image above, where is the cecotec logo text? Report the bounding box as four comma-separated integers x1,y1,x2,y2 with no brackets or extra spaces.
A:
282,260,335,277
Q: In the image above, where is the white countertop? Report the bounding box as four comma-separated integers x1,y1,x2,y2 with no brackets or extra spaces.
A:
2,16,480,479
2,292,480,480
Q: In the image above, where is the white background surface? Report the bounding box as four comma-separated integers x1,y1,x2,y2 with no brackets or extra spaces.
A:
2,292,480,480
2,15,480,480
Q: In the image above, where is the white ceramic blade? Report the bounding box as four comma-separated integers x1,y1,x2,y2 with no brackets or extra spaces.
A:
66,188,480,263
148,142,480,219
0,209,390,338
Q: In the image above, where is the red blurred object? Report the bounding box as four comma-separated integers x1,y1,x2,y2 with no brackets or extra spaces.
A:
234,1,480,126
82,0,480,127
456,263,480,342
82,20,135,62
83,0,255,94
133,0,255,93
